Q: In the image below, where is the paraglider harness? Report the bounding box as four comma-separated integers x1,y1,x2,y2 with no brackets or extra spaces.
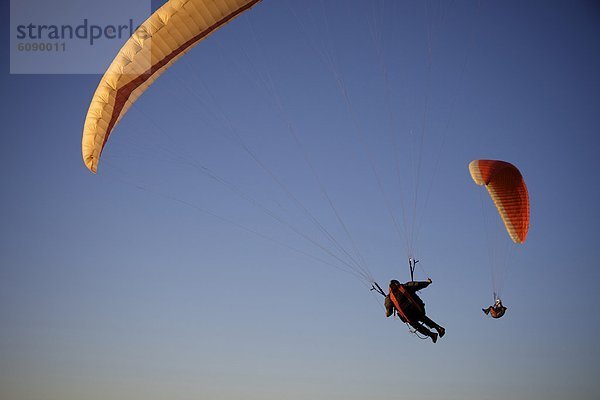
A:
487,293,507,318
371,258,430,338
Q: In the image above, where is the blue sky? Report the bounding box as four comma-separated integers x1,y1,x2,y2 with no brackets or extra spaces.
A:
2,1,599,399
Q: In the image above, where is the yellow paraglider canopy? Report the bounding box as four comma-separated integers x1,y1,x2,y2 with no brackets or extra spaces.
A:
82,0,262,173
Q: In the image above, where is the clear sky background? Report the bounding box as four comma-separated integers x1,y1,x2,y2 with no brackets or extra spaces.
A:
2,1,600,399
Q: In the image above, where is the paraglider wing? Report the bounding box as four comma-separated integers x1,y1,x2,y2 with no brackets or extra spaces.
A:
469,159,530,243
82,0,262,173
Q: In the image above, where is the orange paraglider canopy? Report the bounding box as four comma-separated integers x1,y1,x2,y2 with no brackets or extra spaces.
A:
469,159,530,243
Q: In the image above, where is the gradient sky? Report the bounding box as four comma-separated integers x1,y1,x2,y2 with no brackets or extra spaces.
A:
2,1,600,399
